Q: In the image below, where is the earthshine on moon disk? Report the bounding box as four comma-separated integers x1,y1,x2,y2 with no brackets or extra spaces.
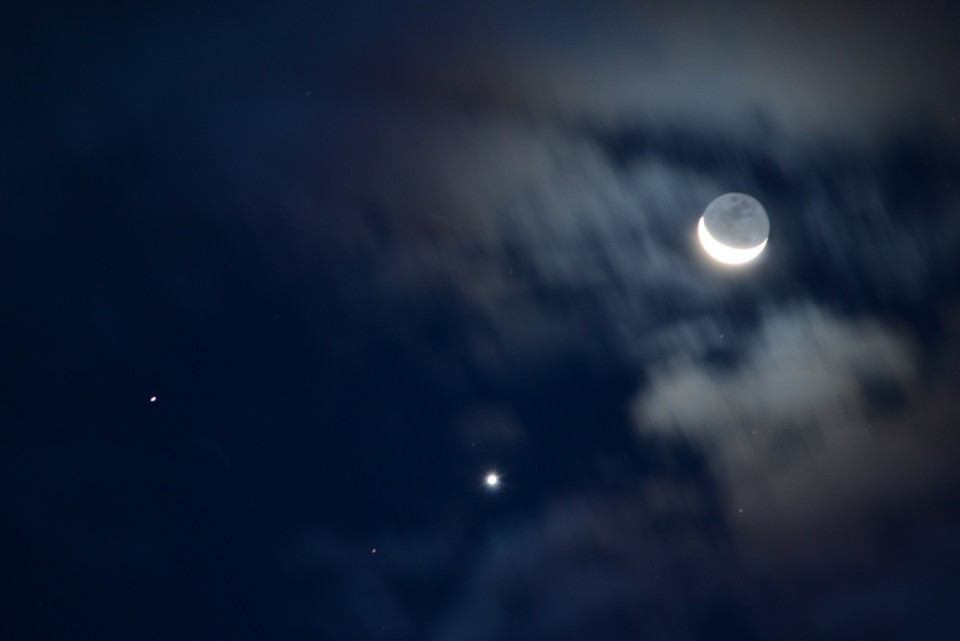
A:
698,193,770,265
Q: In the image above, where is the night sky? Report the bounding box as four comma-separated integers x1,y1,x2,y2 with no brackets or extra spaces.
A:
4,2,960,639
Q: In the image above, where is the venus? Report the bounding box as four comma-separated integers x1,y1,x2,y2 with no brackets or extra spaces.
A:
698,193,769,265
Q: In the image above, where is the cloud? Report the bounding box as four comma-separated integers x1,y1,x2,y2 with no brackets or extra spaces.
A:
622,304,960,635
427,490,748,641
310,117,731,379
280,312,960,640
354,0,960,138
8,3,960,639
14,0,959,390
633,303,916,443
299,84,960,388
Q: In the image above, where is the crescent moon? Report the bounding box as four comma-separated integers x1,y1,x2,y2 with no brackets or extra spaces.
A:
698,216,767,265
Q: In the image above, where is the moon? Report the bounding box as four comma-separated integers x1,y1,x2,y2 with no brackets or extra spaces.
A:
698,193,769,265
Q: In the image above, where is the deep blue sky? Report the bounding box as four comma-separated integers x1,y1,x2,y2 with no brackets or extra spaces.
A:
4,1,960,639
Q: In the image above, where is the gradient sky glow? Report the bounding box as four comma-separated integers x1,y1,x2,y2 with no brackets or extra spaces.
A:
4,1,960,640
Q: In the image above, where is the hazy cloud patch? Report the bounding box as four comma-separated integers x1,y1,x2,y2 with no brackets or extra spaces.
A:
633,303,916,448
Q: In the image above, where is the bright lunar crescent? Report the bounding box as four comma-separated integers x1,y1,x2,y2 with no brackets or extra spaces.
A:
698,193,769,265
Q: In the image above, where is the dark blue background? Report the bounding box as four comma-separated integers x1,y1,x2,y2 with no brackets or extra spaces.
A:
4,2,960,639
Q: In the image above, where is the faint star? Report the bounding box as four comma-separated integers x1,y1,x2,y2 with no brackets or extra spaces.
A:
150,396,158,403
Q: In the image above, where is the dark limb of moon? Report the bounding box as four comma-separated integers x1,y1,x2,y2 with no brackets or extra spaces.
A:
698,193,769,265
